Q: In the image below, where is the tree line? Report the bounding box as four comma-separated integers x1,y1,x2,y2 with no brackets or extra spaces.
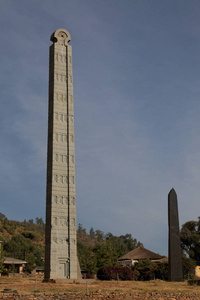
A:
78,218,200,279
77,223,140,275
0,213,45,274
0,212,199,279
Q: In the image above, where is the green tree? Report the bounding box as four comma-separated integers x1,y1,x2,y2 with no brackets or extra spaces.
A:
77,241,97,274
120,234,140,252
155,262,168,281
182,255,196,279
35,217,45,230
4,235,44,273
95,242,118,269
77,224,86,236
105,233,139,257
4,235,29,259
89,227,95,239
95,230,104,242
132,259,157,281
77,226,140,274
24,252,36,273
180,218,200,264
22,231,39,241
105,233,128,257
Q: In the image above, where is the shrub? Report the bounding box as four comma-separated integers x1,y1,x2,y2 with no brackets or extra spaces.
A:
82,273,95,279
182,256,196,279
97,267,117,280
155,262,168,281
97,266,134,281
22,231,39,241
132,259,157,281
117,267,135,280
1,267,8,275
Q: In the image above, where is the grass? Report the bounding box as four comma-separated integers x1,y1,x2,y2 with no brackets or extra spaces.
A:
0,275,200,295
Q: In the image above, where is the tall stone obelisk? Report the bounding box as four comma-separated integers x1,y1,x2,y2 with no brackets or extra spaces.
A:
168,188,183,281
45,29,77,279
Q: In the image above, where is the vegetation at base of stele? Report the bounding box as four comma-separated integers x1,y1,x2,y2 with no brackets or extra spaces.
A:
78,221,198,280
0,212,199,280
131,256,196,281
97,266,135,280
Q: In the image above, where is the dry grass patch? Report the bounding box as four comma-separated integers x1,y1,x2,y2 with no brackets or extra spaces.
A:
0,276,200,295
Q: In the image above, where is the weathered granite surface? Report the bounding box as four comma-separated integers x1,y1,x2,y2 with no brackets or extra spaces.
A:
168,188,183,282
45,28,77,280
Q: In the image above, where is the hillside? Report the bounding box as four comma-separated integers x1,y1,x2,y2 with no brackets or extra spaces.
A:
0,215,98,247
0,219,44,244
0,213,140,274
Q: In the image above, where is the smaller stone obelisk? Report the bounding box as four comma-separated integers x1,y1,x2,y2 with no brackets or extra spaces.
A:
168,188,183,281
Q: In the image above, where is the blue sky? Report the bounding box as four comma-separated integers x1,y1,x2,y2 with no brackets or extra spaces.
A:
1,0,200,255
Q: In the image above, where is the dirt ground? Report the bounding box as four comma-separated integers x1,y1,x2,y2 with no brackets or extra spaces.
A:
0,275,199,295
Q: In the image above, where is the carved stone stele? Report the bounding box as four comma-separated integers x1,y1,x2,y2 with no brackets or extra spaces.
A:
45,29,77,280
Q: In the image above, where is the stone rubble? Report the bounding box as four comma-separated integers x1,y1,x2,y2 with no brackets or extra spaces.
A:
0,292,200,300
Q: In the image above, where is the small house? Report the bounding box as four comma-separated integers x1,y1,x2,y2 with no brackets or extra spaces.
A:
117,244,166,267
3,257,27,273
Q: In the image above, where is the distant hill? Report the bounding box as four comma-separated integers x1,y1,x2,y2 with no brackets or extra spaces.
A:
0,215,44,243
0,213,140,274
0,215,99,248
